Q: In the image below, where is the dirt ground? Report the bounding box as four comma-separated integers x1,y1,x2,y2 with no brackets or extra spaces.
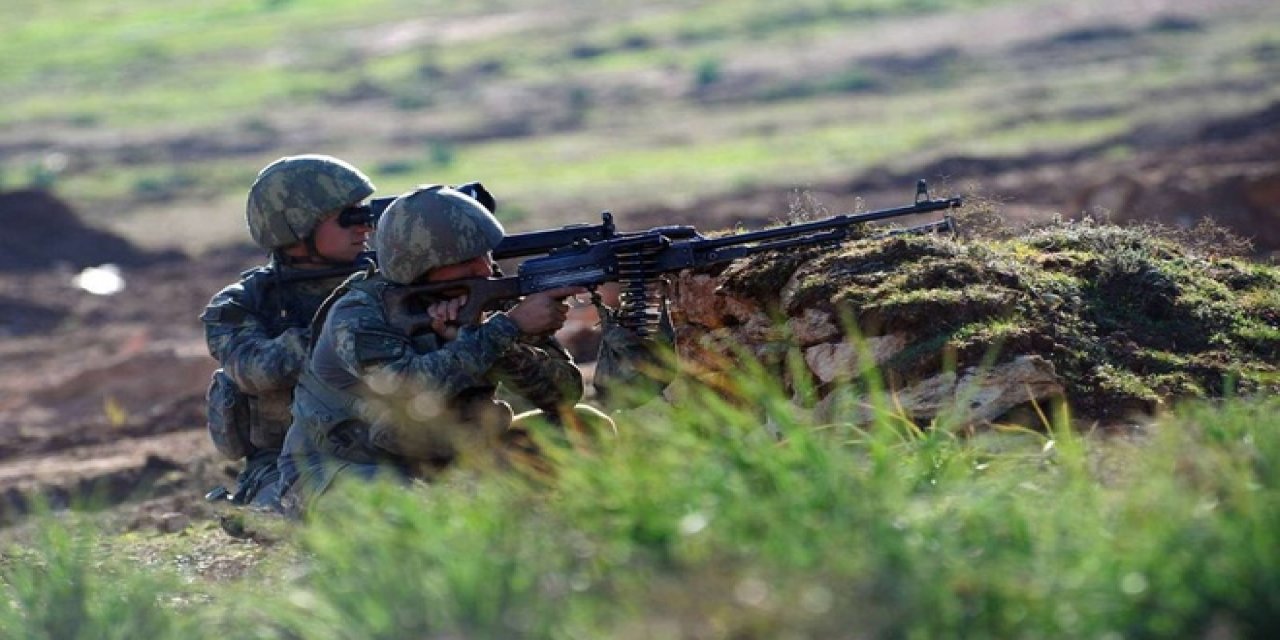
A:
0,223,253,527
1,1,1278,533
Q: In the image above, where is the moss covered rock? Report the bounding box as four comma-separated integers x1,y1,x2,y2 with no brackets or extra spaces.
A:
669,218,1280,427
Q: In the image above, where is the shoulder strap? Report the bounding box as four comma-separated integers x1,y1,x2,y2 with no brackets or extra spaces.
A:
308,266,382,354
221,264,286,329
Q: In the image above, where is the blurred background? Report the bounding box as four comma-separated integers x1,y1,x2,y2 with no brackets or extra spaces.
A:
3,0,1278,257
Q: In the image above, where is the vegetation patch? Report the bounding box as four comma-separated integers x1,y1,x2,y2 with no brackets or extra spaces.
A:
6,389,1280,638
719,217,1280,422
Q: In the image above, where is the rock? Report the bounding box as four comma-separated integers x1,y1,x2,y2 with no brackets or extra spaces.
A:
670,273,723,328
802,334,908,384
787,309,841,346
814,355,1065,428
670,272,761,329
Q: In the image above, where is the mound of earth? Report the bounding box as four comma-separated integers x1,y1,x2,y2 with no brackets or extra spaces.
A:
669,217,1280,427
0,189,183,272
0,193,266,525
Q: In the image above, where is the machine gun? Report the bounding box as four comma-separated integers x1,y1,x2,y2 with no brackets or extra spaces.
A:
385,181,962,336
278,206,699,284
278,178,651,284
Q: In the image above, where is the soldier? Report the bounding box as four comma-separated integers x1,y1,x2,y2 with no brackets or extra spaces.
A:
279,184,613,509
201,154,376,509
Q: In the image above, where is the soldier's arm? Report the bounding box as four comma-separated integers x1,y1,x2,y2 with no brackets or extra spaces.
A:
330,291,525,399
202,284,308,394
488,338,584,411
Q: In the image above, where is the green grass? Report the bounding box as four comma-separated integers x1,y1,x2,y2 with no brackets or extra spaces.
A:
354,95,987,223
4,364,1280,638
0,0,1016,128
0,521,194,639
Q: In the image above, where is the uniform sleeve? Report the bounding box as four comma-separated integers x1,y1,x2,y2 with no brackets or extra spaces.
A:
201,281,308,394
489,337,584,411
327,291,523,399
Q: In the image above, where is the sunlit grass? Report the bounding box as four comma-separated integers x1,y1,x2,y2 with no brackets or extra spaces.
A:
365,97,984,212
4,359,1279,638
957,115,1134,157
0,0,1027,128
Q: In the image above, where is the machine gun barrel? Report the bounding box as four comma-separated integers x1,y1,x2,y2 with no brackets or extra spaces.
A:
661,191,961,269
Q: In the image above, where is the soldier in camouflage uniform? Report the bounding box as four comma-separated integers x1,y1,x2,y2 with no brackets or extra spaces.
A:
280,184,613,508
201,154,377,509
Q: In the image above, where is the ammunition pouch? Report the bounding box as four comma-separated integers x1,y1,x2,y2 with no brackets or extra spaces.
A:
592,300,677,409
206,369,253,460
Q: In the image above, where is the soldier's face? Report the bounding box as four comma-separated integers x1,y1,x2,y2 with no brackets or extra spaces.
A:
313,211,371,262
425,254,494,282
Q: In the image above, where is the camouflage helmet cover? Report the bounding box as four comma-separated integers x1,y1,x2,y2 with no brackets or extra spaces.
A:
246,154,376,250
373,185,505,284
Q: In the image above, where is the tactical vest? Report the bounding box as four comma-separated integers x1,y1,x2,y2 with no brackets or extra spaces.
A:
290,273,513,477
204,264,349,458
294,273,389,466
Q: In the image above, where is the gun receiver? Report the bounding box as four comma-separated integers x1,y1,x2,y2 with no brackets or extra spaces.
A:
385,181,962,336
275,210,682,284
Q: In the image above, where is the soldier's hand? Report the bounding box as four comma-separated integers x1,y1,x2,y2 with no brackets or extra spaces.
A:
507,287,585,337
427,295,468,341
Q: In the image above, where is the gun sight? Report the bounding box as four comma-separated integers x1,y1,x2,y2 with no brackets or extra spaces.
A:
337,181,495,229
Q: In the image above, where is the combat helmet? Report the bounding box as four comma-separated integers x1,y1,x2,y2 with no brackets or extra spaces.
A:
246,154,376,250
373,185,505,284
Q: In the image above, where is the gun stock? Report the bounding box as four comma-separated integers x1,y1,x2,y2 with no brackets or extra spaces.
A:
384,276,525,335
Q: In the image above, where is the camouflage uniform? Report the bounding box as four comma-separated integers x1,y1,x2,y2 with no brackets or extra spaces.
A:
280,185,603,508
202,154,375,508
202,264,355,505
282,273,585,499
